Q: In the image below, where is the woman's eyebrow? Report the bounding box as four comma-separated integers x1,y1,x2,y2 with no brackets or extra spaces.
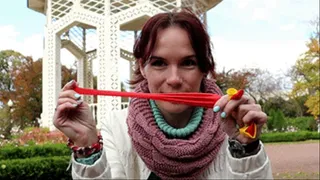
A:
149,55,196,60
182,55,196,59
149,56,166,60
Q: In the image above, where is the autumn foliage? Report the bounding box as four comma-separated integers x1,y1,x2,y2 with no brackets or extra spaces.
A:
0,127,67,147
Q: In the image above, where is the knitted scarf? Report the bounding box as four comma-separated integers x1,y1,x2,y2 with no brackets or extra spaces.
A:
126,78,226,179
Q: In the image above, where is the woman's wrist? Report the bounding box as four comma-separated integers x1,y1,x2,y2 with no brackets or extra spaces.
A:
68,135,103,158
74,135,99,147
75,150,103,165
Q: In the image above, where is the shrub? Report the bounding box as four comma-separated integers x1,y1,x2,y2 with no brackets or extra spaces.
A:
0,156,71,179
18,127,68,145
261,131,320,143
0,127,67,147
0,143,70,160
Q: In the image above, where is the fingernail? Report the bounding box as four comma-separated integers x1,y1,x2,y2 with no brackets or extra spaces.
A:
77,99,83,105
213,106,220,112
72,103,77,107
68,80,74,84
221,112,227,118
74,93,81,99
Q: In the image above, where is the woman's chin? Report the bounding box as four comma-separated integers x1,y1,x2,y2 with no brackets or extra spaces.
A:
157,101,190,114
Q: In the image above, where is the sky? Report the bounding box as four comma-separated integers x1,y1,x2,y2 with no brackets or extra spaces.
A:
0,0,319,82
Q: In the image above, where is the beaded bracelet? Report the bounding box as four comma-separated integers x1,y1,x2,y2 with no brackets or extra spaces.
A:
67,135,103,156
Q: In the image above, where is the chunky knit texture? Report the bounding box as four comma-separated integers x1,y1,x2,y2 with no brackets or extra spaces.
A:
126,78,226,180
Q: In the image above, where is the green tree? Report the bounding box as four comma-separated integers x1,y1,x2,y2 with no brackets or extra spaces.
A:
274,110,286,132
290,18,320,120
267,109,286,132
262,96,308,117
267,109,276,131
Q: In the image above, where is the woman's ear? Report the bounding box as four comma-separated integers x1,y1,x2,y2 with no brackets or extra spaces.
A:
139,59,146,78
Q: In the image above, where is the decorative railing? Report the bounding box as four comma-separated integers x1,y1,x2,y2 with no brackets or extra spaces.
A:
89,102,129,124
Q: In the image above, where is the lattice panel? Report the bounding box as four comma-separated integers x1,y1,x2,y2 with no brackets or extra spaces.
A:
86,50,97,95
61,26,84,50
80,0,105,15
182,0,207,19
51,0,74,21
60,25,97,53
149,0,176,12
110,0,138,14
87,49,97,60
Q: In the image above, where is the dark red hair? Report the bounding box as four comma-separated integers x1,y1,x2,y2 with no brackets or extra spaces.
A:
129,9,215,87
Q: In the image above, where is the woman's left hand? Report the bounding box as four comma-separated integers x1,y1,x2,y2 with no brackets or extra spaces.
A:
213,93,267,144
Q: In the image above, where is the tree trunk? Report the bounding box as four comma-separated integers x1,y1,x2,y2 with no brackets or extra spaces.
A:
3,122,13,139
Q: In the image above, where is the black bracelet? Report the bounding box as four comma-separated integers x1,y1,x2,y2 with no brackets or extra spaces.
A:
244,139,260,154
228,139,261,158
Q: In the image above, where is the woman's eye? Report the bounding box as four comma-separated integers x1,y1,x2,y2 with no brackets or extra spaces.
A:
182,59,197,66
151,60,166,67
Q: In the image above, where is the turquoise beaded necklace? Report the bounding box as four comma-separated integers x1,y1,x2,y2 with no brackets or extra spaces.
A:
149,100,204,138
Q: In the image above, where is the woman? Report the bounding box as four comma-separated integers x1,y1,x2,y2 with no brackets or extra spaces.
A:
53,10,273,179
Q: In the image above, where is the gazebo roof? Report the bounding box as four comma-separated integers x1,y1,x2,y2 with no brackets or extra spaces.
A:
27,0,222,15
205,0,223,10
27,0,45,14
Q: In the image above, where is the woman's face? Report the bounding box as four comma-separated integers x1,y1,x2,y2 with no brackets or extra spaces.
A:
140,26,205,114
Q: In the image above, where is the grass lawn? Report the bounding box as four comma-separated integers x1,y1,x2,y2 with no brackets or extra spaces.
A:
264,139,320,145
273,171,320,179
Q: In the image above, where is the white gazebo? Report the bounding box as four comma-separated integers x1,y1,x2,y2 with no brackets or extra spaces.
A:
27,0,222,131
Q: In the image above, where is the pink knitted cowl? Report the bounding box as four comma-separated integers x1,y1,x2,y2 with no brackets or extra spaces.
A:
126,78,226,179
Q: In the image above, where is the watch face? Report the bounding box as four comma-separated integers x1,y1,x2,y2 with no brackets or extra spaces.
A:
229,139,246,158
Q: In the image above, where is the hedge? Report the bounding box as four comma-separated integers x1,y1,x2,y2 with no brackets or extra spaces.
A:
0,156,71,179
0,143,70,160
261,131,320,143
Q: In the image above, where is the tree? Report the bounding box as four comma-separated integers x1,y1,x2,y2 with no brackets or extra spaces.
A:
267,108,286,132
10,57,43,130
61,65,77,87
290,17,320,120
215,68,256,98
263,96,306,118
0,50,78,138
247,69,288,102
0,50,25,104
0,50,27,138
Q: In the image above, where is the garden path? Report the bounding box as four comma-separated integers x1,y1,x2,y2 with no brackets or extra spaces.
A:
265,142,319,173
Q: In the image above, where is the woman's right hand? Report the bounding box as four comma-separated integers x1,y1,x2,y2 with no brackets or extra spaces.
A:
53,80,98,147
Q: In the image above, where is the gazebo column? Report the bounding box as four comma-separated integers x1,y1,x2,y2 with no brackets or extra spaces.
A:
77,56,94,103
96,1,112,129
77,28,93,104
84,58,94,104
43,28,62,131
77,28,86,89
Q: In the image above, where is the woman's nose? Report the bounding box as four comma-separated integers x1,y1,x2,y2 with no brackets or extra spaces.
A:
166,66,182,87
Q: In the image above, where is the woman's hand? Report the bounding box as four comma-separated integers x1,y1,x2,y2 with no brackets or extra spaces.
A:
53,80,98,147
213,93,267,144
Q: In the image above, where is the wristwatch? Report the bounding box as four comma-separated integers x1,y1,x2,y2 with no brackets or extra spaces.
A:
228,138,260,158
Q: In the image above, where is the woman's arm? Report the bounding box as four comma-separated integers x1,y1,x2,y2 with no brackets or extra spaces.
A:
71,110,126,179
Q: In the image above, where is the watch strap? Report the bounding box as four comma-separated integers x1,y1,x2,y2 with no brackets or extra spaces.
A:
228,139,260,158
